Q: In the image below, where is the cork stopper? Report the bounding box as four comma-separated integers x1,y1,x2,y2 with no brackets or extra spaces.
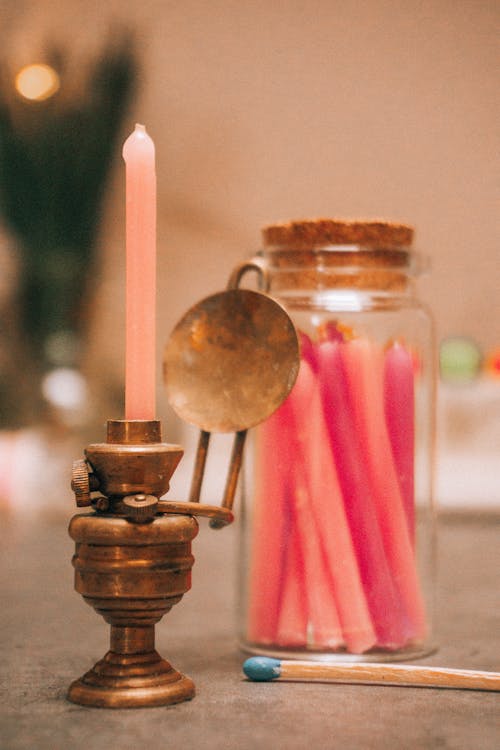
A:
260,219,416,292
262,218,414,249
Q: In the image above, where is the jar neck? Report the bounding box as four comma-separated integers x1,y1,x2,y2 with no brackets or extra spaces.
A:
259,244,420,296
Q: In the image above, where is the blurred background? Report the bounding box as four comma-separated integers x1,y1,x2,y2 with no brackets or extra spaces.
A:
0,0,498,514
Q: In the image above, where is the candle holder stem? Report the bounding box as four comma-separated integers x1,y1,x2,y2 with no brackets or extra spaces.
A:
110,625,155,654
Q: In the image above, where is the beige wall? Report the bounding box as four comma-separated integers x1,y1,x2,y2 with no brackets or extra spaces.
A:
3,1,499,418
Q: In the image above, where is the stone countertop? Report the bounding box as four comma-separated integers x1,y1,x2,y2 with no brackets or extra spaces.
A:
0,513,498,750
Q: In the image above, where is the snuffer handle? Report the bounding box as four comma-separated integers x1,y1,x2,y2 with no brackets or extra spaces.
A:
187,429,247,529
188,430,210,504
185,260,268,528
214,429,246,528
226,256,270,293
163,258,299,529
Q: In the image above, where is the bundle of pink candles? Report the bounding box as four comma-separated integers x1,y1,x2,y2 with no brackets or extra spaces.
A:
248,325,426,654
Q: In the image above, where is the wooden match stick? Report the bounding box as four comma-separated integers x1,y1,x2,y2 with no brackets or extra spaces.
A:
243,657,500,692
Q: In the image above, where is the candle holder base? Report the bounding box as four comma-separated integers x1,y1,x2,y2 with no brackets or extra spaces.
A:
68,648,195,708
68,500,199,709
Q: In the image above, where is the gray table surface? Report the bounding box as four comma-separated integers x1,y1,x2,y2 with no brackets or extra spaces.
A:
0,512,498,750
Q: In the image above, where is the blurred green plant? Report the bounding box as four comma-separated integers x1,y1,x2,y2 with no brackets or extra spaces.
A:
0,32,137,425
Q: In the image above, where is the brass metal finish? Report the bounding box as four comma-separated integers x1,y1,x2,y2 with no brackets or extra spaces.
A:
184,426,246,527
107,419,162,444
68,420,201,708
156,500,234,524
85,440,183,500
68,513,198,708
93,496,110,512
226,256,270,292
189,430,210,503
221,430,246,511
122,493,159,522
68,267,300,707
163,288,299,434
163,279,299,529
210,430,246,529
71,459,92,506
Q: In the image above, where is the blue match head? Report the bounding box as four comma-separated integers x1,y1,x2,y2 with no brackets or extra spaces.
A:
243,657,281,681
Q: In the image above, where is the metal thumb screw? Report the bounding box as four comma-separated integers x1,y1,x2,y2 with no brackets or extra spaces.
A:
71,460,92,507
122,494,158,523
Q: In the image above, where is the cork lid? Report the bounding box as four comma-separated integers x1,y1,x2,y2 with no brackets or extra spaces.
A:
262,218,414,249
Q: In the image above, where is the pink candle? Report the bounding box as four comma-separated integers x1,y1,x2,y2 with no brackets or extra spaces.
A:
247,406,291,644
122,124,157,420
342,338,426,642
275,519,308,647
384,342,415,542
290,353,376,653
318,339,408,648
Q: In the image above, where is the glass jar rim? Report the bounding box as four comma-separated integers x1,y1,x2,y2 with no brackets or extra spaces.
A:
258,245,428,277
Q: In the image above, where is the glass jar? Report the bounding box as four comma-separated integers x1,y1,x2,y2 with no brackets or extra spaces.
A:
238,219,436,661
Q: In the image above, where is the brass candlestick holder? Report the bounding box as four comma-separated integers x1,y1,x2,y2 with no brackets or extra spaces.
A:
68,419,198,708
68,419,241,708
67,268,300,709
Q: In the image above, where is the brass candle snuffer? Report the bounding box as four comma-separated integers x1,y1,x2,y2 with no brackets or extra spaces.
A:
67,262,300,708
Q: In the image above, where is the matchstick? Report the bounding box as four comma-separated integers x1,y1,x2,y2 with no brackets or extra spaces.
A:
243,657,500,692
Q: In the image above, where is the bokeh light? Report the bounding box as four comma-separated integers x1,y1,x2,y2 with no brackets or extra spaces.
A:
484,347,500,379
440,337,482,384
15,63,60,101
41,368,87,411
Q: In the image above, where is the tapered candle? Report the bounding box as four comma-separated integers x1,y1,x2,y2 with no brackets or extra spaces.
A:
122,124,156,420
318,340,408,648
247,406,291,643
342,339,426,641
276,519,308,647
384,342,415,541
290,353,376,653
